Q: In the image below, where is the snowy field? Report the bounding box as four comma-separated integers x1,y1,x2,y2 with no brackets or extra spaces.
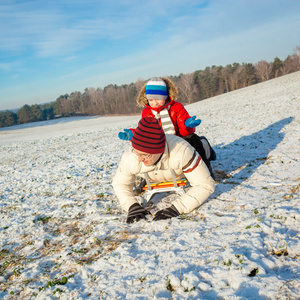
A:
0,71,299,299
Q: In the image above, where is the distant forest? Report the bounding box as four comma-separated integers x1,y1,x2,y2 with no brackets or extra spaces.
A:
1,46,300,128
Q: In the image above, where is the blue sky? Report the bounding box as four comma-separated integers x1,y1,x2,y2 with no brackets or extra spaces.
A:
1,0,300,111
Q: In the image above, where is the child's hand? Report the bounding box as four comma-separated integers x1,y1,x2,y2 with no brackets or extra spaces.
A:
185,116,201,128
118,129,133,140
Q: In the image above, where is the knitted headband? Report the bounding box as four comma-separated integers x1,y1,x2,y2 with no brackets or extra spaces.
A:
145,77,168,101
131,117,166,154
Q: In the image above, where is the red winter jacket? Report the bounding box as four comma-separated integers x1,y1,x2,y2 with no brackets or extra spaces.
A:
141,99,195,137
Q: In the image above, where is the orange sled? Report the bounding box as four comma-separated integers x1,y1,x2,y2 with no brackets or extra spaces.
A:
143,179,187,190
142,170,187,204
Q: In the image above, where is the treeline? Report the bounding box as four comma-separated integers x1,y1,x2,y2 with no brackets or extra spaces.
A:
0,104,54,128
1,46,300,128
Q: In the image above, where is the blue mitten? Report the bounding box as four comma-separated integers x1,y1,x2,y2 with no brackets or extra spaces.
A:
118,129,133,140
185,116,201,128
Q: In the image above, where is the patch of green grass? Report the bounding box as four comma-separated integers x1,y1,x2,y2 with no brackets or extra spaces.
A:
33,216,51,224
166,278,175,292
39,276,68,291
223,259,232,266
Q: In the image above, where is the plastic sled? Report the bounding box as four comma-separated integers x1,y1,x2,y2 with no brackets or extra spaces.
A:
142,170,187,205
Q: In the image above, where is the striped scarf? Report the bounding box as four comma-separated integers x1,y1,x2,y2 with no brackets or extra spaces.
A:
152,108,176,135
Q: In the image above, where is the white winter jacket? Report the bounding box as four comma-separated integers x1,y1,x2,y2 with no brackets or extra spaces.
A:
112,134,215,214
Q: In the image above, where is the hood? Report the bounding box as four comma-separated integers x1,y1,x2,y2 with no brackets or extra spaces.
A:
136,77,178,107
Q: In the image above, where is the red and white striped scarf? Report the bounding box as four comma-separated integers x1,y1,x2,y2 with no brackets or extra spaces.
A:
151,108,176,135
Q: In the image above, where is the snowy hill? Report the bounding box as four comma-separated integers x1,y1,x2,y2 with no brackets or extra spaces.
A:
0,71,299,299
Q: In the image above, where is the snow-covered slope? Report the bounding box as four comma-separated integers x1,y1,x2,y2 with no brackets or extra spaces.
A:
1,71,299,299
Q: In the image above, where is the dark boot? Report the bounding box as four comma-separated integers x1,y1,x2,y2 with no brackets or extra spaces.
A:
206,160,216,180
184,134,216,162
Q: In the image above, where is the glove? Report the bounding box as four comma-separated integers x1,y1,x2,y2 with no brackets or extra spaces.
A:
185,116,201,128
118,129,133,141
153,205,180,221
126,203,150,223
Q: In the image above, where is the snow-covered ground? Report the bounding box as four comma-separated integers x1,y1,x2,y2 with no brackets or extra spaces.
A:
0,71,299,299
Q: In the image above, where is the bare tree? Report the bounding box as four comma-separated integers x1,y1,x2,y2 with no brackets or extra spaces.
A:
104,85,120,114
69,91,82,114
255,60,273,82
293,46,300,70
229,64,243,91
56,95,70,116
220,67,230,93
95,88,106,115
135,78,146,91
177,73,197,104
85,87,105,115
280,55,293,75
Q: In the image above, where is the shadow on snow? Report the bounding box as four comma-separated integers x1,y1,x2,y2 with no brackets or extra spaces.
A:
212,116,293,197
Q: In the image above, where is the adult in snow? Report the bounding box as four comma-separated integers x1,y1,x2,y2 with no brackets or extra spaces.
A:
113,117,215,223
118,77,216,179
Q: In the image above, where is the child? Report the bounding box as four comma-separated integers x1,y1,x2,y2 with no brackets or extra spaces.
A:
118,77,216,178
